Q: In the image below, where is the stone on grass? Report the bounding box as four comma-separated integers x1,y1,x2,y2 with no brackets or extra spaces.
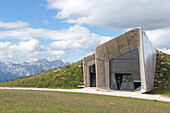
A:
155,75,159,78
157,55,164,60
156,60,160,63
161,68,167,71
156,65,160,69
159,73,164,77
161,62,166,64
54,68,61,73
154,79,158,82
158,81,162,83
155,73,159,76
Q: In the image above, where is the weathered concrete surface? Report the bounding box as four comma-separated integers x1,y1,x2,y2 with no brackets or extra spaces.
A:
83,53,95,87
95,59,106,88
83,53,95,66
104,61,110,89
95,43,109,61
83,65,88,87
83,27,156,93
126,28,140,51
105,39,120,60
95,28,142,90
87,60,95,67
115,33,130,55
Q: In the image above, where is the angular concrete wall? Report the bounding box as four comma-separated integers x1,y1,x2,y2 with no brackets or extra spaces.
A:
83,53,95,87
83,27,156,93
95,28,141,89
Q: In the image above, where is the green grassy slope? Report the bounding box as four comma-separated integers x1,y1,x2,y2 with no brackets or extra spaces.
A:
0,89,169,113
0,61,84,88
0,51,169,94
149,51,170,95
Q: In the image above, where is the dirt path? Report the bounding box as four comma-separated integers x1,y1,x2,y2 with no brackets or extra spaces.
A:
0,87,169,102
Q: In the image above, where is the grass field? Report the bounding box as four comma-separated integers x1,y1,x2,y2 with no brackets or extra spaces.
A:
0,89,170,113
0,61,83,89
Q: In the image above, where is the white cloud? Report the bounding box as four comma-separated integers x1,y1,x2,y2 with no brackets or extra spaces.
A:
47,0,170,30
157,48,170,55
0,42,11,50
0,39,66,63
0,25,112,51
146,28,170,54
145,28,170,49
9,39,42,53
0,25,112,62
0,20,29,29
47,0,170,54
49,25,112,51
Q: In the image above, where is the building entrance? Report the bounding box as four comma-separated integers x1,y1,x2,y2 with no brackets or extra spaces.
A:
115,74,134,90
89,64,96,87
109,49,141,91
90,72,96,87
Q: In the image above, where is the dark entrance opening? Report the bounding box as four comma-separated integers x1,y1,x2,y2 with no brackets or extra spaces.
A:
90,72,96,87
115,74,123,90
89,64,96,87
134,81,141,89
115,73,134,90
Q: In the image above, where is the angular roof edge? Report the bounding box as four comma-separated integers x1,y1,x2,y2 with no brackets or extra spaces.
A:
83,53,95,65
84,27,142,61
96,27,142,49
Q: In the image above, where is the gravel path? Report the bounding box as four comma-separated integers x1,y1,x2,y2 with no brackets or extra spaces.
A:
0,87,169,102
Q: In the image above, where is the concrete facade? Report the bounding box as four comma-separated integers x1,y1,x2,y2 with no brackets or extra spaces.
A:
83,28,156,93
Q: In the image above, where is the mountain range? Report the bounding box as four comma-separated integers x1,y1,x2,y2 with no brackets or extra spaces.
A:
0,59,70,82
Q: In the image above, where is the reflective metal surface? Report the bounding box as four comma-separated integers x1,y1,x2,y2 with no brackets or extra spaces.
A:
142,30,157,90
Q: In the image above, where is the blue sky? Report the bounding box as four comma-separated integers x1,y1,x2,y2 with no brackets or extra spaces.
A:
0,0,170,63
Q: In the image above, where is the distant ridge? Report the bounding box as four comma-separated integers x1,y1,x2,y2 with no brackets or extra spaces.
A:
0,59,70,82
0,61,83,88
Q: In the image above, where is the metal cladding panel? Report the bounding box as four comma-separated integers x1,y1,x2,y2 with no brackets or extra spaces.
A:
142,30,157,92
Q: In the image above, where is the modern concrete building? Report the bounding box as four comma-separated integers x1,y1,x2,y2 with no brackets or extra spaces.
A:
83,28,156,93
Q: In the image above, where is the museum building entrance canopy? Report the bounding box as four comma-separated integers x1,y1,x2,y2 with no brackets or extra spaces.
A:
83,28,156,93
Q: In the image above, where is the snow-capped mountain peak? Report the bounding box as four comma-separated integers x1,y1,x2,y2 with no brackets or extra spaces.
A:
0,59,70,82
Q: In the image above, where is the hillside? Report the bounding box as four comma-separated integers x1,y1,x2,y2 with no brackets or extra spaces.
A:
0,51,169,94
149,51,170,95
0,61,83,88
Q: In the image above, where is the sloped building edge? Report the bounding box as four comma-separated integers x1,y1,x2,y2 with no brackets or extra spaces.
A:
83,27,156,93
